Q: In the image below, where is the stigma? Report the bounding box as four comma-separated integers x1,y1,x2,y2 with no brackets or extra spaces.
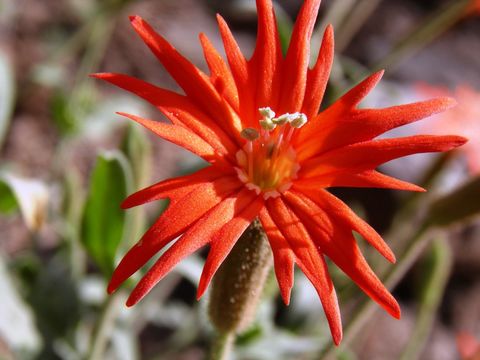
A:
235,107,307,200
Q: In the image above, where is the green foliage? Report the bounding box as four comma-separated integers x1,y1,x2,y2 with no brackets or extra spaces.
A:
0,178,17,214
81,151,132,277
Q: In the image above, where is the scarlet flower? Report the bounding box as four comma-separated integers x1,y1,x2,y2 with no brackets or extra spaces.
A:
457,332,480,360
468,0,480,15
417,84,480,174
94,0,466,344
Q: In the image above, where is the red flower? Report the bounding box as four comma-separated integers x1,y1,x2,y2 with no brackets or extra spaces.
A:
417,84,480,174
468,0,480,15
457,332,480,360
93,0,466,344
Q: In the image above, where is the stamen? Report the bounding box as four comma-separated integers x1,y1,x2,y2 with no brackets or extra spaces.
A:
241,128,259,141
259,107,275,119
290,113,307,128
235,108,308,198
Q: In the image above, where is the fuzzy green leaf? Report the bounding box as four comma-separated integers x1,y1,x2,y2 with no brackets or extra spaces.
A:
81,151,132,277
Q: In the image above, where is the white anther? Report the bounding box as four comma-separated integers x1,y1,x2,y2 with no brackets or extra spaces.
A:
272,113,292,125
259,107,276,120
290,113,308,128
259,118,277,131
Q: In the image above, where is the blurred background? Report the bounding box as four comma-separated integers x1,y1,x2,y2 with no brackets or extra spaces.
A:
0,0,479,359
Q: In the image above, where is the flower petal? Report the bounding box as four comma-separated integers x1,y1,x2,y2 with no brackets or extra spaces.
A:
199,33,239,112
279,0,322,113
297,96,457,160
126,188,257,306
284,190,401,319
92,73,239,158
259,207,295,305
196,194,264,298
121,165,231,209
301,24,334,119
289,187,395,263
297,170,426,192
129,16,242,140
108,176,242,293
216,15,255,125
301,135,468,178
266,197,343,345
250,0,282,112
117,112,224,164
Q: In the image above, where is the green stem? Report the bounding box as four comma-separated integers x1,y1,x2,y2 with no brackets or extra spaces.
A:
210,332,235,360
86,292,123,360
374,0,471,71
399,236,452,360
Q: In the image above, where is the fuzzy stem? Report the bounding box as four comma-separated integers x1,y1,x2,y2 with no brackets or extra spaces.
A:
400,235,452,360
208,219,272,356
210,332,235,360
86,292,122,360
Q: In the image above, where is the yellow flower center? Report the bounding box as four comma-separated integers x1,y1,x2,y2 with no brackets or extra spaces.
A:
235,108,306,199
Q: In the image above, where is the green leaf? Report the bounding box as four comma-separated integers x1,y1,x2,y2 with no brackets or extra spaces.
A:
426,176,480,227
50,90,78,134
0,179,16,213
0,50,15,149
81,151,132,277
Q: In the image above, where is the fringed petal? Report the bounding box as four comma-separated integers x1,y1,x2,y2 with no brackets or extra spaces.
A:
290,188,395,262
266,197,343,345
93,73,239,158
197,194,264,298
300,135,468,178
216,15,255,125
126,188,256,306
259,207,295,305
250,0,283,113
117,112,226,164
278,0,322,114
284,190,401,319
121,165,231,209
199,33,239,111
296,170,425,192
301,25,334,119
108,176,242,293
297,96,457,160
129,16,242,141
